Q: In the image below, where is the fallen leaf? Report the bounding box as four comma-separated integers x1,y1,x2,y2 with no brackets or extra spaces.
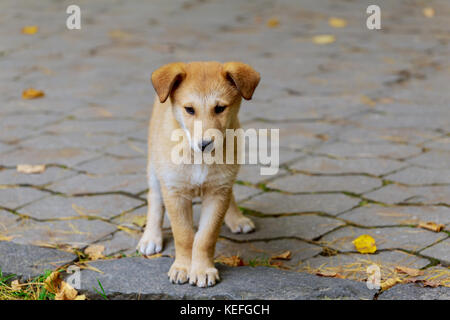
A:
271,251,291,260
22,88,45,99
55,281,78,300
22,26,38,34
44,271,85,300
17,164,46,174
84,244,105,260
418,221,445,232
381,277,401,291
44,271,62,294
266,18,280,28
423,7,435,18
312,35,335,45
328,17,347,28
352,234,377,254
215,255,244,267
0,235,13,241
423,280,440,288
144,253,162,259
316,271,344,278
11,280,21,291
395,266,424,277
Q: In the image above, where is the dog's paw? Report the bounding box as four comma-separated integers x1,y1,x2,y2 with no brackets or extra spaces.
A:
226,216,255,234
168,262,190,284
137,230,163,256
189,266,220,288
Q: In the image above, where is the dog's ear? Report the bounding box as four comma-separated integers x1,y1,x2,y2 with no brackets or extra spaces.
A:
151,62,186,103
222,62,260,100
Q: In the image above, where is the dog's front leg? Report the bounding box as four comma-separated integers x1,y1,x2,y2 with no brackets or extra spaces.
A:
161,186,194,284
190,187,231,287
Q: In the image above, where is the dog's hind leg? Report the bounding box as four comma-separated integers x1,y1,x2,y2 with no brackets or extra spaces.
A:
137,167,164,255
224,192,255,234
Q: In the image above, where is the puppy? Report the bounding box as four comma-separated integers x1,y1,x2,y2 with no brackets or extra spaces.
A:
138,61,260,287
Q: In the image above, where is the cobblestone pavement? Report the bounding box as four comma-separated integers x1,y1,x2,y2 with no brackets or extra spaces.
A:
0,0,449,299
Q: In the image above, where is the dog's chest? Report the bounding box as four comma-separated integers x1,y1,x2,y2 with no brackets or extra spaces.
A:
190,164,209,186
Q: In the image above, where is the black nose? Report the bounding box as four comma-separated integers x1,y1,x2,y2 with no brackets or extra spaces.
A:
201,139,213,151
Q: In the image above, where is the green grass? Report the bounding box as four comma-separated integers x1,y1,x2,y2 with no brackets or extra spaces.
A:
0,269,56,300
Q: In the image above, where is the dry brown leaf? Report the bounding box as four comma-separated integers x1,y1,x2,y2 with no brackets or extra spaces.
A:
22,88,45,99
423,7,435,18
316,271,343,278
17,164,46,174
11,280,21,291
55,281,78,300
381,277,401,291
418,221,445,232
44,271,85,300
215,255,244,267
84,244,105,260
22,26,38,34
44,271,61,294
266,18,280,28
271,251,292,260
312,35,335,45
328,17,347,28
423,280,440,288
395,266,424,277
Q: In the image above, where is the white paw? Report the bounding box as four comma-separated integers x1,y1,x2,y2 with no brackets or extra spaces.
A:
137,230,163,256
226,216,255,234
189,267,220,288
168,262,190,284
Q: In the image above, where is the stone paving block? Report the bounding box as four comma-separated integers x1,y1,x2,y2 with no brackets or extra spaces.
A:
314,142,422,160
17,194,144,220
94,231,141,256
49,173,147,195
320,226,447,253
365,184,450,205
299,250,430,280
386,167,450,185
0,167,75,186
338,127,440,145
378,283,450,300
76,156,147,175
45,119,147,135
240,192,359,215
9,219,116,249
221,214,344,241
290,156,405,176
0,187,49,210
0,241,76,281
340,205,450,227
104,141,147,158
233,184,261,202
407,150,450,169
216,238,322,268
267,174,381,194
0,209,19,237
420,239,450,265
237,165,286,185
74,257,374,300
425,136,450,151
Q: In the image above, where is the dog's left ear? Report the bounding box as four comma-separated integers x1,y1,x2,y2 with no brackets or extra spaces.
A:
222,62,260,100
151,62,186,103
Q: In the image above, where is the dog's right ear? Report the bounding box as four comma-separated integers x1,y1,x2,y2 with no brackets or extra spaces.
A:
151,62,186,103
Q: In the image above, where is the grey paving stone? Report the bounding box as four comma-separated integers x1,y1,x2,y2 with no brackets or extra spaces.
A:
104,141,147,158
290,156,405,176
425,136,450,152
95,231,140,256
74,257,374,299
0,209,19,236
237,165,286,185
338,127,440,145
76,156,147,175
386,167,450,185
0,167,75,186
45,119,147,135
340,205,450,227
365,184,450,205
267,174,381,194
0,241,76,280
320,226,447,253
17,194,144,220
240,192,358,215
0,187,49,210
420,239,450,265
314,142,422,160
233,184,261,202
221,214,344,241
49,173,147,195
407,150,450,169
378,283,450,300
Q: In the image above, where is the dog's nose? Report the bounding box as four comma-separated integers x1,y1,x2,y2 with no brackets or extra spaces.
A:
201,139,213,151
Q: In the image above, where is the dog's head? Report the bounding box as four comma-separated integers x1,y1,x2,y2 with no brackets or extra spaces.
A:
151,61,260,152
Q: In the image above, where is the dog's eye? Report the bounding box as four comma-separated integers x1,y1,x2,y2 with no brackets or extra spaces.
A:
184,106,195,115
214,105,226,114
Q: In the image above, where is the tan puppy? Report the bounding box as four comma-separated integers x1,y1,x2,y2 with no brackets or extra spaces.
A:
137,61,260,287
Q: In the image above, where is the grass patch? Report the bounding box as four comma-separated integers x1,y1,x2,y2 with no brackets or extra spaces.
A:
0,269,56,300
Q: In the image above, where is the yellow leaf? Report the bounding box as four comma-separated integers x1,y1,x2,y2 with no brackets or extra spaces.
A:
84,244,105,260
381,277,401,291
22,26,38,35
215,255,244,267
328,17,347,28
312,35,335,45
55,281,78,300
423,7,435,18
271,250,291,260
17,164,46,174
266,18,280,28
316,271,344,278
395,266,424,277
74,294,87,300
11,280,21,291
44,271,61,294
144,253,162,259
418,221,445,232
352,234,377,254
0,235,13,241
22,88,45,99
